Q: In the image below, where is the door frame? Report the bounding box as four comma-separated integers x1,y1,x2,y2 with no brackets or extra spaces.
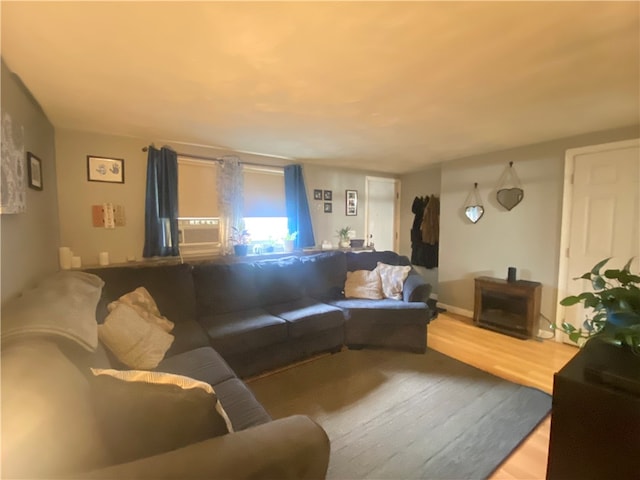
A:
364,176,400,252
555,138,640,342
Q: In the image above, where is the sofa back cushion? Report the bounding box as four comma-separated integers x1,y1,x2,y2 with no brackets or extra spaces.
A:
193,262,260,315
1,339,111,478
346,250,410,271
300,252,347,300
86,263,197,325
253,256,306,306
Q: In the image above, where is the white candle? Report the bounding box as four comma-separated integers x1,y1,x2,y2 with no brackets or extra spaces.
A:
71,256,82,269
98,251,110,266
59,247,72,270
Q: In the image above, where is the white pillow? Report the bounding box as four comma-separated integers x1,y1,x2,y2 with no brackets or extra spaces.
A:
344,269,384,300
377,262,411,300
98,303,174,370
108,286,174,333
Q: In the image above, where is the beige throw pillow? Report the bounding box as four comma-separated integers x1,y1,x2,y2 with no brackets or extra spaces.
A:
108,287,174,333
344,269,384,300
377,262,411,300
98,303,174,370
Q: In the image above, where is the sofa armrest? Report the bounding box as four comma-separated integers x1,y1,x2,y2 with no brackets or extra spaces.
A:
403,271,432,304
76,415,329,480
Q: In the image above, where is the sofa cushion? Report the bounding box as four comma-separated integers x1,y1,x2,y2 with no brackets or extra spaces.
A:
200,308,288,357
331,298,428,311
108,286,174,332
87,263,197,325
98,303,174,370
156,346,236,386
299,251,347,300
90,368,233,464
253,256,306,306
165,318,212,357
346,250,409,271
1,271,103,353
265,297,345,338
214,377,272,431
193,262,260,315
377,262,411,300
344,269,384,300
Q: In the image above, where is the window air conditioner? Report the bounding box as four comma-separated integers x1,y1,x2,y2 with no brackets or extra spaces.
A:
178,218,221,257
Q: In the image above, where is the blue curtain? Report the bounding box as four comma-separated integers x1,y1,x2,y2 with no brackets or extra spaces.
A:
284,164,315,248
143,146,179,257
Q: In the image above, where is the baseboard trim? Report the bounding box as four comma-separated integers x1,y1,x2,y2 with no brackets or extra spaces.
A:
436,303,473,319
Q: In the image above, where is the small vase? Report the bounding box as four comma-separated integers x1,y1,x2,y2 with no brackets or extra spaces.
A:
339,240,350,248
233,244,248,256
283,240,295,253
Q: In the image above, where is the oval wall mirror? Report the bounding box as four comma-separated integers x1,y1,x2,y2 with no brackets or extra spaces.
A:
465,205,484,224
497,188,524,211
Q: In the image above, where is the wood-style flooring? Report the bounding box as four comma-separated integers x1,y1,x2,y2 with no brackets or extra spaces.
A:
428,312,578,480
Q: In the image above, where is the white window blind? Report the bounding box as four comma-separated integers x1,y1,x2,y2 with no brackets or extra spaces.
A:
177,157,218,218
243,165,286,217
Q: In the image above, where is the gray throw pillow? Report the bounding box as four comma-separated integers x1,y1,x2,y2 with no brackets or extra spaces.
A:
90,369,232,464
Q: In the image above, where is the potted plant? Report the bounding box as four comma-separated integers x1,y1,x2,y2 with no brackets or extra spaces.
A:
283,231,298,253
559,257,640,353
230,225,250,256
336,227,351,248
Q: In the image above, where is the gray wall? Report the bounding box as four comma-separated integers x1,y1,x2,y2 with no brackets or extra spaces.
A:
56,128,396,265
1,60,59,302
436,125,639,321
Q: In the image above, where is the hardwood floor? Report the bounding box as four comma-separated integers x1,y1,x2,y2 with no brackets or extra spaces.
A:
428,312,578,480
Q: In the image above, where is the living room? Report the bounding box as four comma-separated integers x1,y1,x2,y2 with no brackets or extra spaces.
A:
1,2,639,479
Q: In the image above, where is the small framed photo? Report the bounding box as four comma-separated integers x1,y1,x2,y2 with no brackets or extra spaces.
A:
324,202,332,213
346,189,358,216
27,152,43,191
87,155,125,183
323,190,332,201
313,189,323,200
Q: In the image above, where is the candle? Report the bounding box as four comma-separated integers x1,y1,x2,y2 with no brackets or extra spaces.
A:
98,251,110,266
59,247,72,270
71,256,82,269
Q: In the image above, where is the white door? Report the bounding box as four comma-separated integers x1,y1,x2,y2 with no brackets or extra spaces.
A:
365,176,399,252
558,139,640,341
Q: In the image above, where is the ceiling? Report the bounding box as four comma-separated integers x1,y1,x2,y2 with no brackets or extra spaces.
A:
2,2,639,174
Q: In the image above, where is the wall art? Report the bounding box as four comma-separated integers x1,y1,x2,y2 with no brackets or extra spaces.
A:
0,112,26,214
324,202,332,213
464,183,484,224
346,189,358,216
87,155,125,183
27,152,43,190
496,161,524,211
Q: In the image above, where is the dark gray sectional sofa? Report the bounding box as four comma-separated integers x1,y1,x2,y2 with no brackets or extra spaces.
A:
1,250,434,479
89,250,435,378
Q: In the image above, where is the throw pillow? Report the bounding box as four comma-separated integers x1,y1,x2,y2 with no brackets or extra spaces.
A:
377,262,411,300
98,303,174,370
90,368,233,464
344,269,384,300
108,286,174,333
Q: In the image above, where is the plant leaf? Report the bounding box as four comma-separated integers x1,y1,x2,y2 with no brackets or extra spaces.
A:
559,296,581,306
591,257,612,275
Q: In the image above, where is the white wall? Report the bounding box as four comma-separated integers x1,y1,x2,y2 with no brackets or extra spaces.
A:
1,60,59,302
437,125,639,322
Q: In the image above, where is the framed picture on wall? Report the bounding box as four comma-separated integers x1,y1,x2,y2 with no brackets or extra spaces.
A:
323,190,332,201
324,202,332,213
314,189,323,200
87,155,125,183
27,152,43,191
346,189,358,216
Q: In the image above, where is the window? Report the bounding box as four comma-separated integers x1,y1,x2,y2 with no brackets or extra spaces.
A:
177,157,220,257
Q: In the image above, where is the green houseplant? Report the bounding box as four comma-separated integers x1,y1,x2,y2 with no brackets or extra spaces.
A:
230,226,250,256
336,227,351,248
559,257,640,353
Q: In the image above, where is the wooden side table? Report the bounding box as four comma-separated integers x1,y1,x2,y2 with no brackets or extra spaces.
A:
473,276,541,339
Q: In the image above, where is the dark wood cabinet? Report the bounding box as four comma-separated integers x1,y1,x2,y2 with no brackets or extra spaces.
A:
473,277,541,339
546,341,640,479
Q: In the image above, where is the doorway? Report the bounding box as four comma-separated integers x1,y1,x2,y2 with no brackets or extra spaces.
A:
556,138,640,342
365,176,400,252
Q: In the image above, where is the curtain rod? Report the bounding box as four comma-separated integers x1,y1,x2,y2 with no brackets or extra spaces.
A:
141,146,285,169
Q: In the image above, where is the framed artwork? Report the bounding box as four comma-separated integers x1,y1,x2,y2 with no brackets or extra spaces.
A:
346,189,358,216
87,155,125,183
324,202,332,213
323,190,332,201
27,152,43,190
313,189,323,200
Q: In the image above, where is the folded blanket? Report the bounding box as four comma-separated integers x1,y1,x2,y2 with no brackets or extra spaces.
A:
1,271,104,352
